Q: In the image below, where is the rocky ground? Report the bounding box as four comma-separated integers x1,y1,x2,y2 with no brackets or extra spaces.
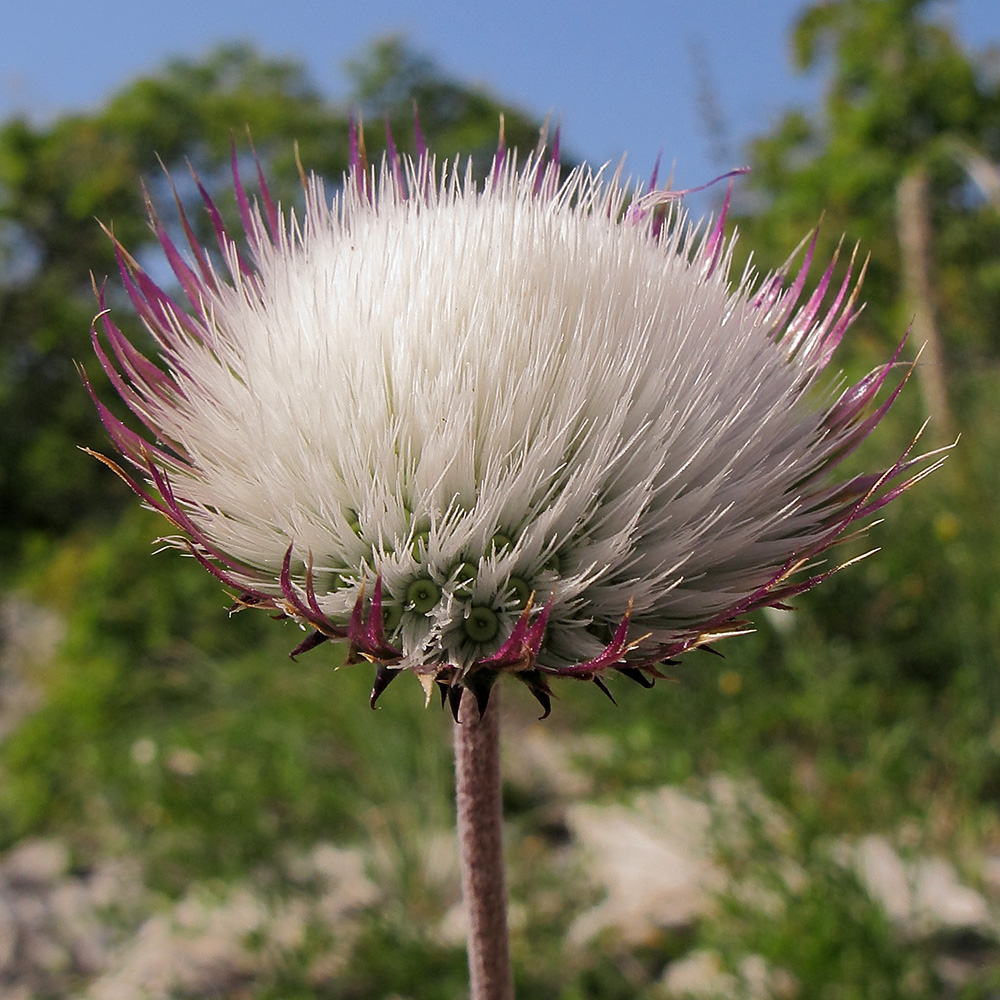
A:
1,755,999,998
3,598,1000,998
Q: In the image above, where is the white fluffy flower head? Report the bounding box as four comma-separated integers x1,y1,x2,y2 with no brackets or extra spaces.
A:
87,126,936,716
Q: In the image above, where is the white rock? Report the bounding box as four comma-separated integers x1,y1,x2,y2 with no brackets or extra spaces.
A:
308,844,379,922
662,950,799,1000
49,880,107,972
22,929,69,975
566,786,721,945
854,835,913,923
503,725,612,799
85,856,145,913
739,953,800,999
86,851,380,1000
979,854,1000,897
661,949,736,998
1,839,69,888
0,895,18,970
847,835,993,935
86,887,268,1000
912,857,992,932
8,894,47,931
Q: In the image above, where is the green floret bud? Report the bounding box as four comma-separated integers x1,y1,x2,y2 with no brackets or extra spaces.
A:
507,576,531,607
410,529,430,558
406,578,441,613
382,603,403,633
453,561,477,596
489,532,513,555
464,605,499,643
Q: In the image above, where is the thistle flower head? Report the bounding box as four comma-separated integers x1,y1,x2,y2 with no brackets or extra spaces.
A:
86,123,939,717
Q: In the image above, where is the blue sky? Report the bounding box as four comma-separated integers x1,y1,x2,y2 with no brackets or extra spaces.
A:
2,0,997,203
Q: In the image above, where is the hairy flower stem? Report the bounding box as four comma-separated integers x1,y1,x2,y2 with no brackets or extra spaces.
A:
454,689,514,1000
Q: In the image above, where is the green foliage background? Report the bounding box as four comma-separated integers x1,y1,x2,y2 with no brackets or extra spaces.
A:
2,3,1000,996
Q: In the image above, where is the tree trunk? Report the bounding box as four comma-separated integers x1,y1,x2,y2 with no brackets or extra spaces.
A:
896,165,953,441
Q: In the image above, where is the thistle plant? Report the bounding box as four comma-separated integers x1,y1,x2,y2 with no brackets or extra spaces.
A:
85,122,938,1000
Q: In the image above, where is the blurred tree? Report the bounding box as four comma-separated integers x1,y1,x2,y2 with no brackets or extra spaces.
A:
735,0,1000,704
0,45,346,553
345,35,546,173
0,39,548,556
739,0,1000,435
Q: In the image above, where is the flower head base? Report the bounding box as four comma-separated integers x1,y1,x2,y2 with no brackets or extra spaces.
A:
86,122,940,718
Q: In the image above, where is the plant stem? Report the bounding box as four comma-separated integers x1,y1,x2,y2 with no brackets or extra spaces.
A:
454,687,514,1000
